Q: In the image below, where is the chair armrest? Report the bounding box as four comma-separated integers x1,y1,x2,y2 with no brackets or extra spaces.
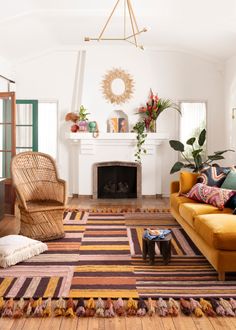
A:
56,179,67,205
170,181,180,194
14,186,28,211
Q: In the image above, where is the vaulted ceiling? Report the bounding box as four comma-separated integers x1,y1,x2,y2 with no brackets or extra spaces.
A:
1,0,236,62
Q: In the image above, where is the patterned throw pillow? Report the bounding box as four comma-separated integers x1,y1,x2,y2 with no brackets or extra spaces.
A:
185,183,236,210
197,166,231,187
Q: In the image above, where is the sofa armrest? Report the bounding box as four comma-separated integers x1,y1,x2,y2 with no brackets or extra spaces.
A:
170,181,179,194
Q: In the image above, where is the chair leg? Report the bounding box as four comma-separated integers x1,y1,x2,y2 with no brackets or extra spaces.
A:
218,272,225,281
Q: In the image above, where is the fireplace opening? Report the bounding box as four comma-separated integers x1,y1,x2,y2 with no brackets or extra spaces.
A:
93,161,141,199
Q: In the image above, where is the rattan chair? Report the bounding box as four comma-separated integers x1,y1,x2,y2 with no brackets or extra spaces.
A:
11,152,67,241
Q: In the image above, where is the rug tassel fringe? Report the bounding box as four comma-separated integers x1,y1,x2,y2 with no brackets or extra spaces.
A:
1,296,236,318
199,298,216,317
54,297,66,317
65,298,76,317
167,298,179,316
13,298,25,318
2,298,14,318
76,298,86,317
114,298,126,316
85,298,95,317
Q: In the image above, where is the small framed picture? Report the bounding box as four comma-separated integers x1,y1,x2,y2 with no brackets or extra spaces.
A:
118,118,128,132
109,118,118,132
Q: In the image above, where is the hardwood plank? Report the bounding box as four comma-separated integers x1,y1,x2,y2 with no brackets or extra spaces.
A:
142,315,164,330
192,316,214,330
87,317,104,330
171,315,196,330
77,317,89,330
125,316,143,330
10,318,26,330
224,317,236,329
159,316,176,329
0,318,15,330
38,317,62,330
209,317,236,330
105,317,126,330
21,318,42,330
60,317,78,330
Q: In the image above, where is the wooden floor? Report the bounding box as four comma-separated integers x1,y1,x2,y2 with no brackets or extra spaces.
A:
0,197,235,329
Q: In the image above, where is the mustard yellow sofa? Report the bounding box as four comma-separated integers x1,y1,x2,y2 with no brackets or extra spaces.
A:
170,172,236,281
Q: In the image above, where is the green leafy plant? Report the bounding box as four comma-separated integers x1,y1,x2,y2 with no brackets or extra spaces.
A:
78,105,90,121
169,129,234,173
132,121,147,163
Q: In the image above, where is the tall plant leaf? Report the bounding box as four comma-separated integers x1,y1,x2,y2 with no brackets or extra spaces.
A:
169,140,185,152
214,149,235,155
186,137,196,145
198,129,206,146
170,162,184,174
208,155,225,161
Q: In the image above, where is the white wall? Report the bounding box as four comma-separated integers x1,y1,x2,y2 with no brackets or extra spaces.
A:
13,47,225,195
224,56,236,164
0,55,13,91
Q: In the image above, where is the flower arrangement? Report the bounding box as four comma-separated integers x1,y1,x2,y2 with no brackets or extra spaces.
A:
65,105,90,132
133,89,181,162
138,89,181,132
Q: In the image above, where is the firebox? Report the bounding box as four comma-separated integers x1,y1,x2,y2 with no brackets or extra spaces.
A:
93,161,141,199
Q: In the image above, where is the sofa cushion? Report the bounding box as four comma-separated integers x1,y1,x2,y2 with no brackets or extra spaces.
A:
179,171,199,194
185,183,236,210
178,203,231,228
197,166,231,187
170,193,199,213
221,169,236,190
194,214,236,250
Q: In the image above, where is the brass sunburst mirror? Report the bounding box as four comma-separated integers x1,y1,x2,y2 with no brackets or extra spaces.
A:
101,68,134,105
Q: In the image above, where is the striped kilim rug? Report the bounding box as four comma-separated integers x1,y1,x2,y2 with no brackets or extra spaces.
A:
1,210,236,299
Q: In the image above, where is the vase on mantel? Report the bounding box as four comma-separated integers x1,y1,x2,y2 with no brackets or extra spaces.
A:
146,119,156,133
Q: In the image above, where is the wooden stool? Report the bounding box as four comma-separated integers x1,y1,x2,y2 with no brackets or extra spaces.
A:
142,232,172,265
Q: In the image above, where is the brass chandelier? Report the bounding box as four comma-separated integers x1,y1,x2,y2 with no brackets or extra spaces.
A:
84,0,147,50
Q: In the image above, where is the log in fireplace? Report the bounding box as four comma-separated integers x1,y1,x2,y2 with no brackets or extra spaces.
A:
93,161,141,199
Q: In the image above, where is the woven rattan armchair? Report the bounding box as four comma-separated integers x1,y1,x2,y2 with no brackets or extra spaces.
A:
11,152,67,241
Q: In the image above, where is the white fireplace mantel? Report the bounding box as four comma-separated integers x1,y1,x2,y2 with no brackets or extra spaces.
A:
66,132,169,196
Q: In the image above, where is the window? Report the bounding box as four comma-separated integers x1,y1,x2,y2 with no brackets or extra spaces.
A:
16,100,38,154
179,102,207,158
38,101,58,160
0,92,16,178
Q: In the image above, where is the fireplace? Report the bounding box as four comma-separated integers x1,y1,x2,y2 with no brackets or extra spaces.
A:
93,161,141,199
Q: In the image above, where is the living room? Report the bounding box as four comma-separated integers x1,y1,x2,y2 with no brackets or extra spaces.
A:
1,0,236,329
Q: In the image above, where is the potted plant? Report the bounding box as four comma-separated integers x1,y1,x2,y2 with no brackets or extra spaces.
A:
133,89,181,162
65,105,90,132
169,128,234,173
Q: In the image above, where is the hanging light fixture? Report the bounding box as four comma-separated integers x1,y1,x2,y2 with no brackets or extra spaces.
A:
84,0,147,50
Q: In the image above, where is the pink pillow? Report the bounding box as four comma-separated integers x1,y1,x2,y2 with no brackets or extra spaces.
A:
185,183,236,210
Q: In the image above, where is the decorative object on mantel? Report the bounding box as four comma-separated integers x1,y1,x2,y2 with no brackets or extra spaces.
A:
88,121,99,138
137,89,181,133
169,128,234,173
102,68,134,105
65,105,90,133
84,0,147,50
132,90,180,163
107,110,129,133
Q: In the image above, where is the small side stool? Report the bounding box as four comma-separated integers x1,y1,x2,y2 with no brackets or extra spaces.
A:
142,232,172,265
